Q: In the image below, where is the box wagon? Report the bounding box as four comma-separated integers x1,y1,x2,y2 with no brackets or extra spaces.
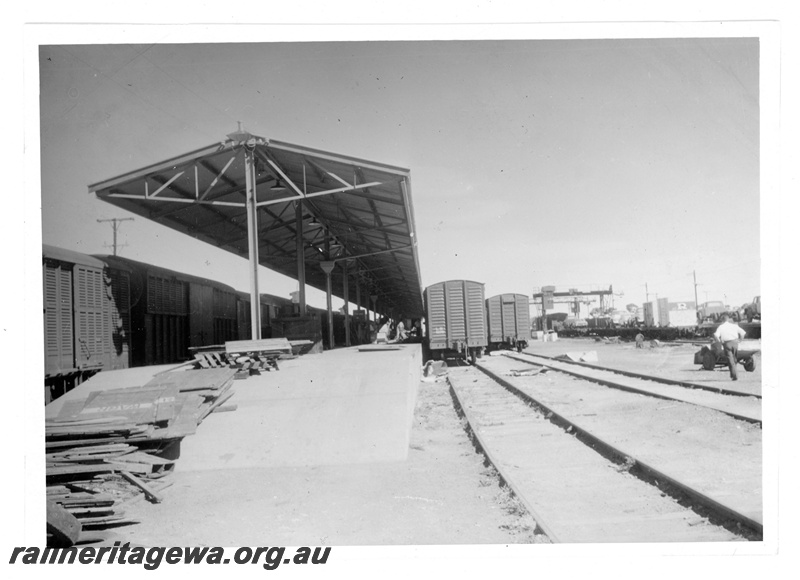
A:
43,245,131,402
100,255,241,367
424,280,487,363
486,293,531,352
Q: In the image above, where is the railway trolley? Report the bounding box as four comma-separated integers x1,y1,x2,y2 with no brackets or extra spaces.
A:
694,340,760,372
424,280,487,363
486,293,531,352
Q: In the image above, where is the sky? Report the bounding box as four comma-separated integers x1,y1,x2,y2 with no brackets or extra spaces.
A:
35,32,764,316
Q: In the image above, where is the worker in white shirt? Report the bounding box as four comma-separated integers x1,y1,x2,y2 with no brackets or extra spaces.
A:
712,314,747,381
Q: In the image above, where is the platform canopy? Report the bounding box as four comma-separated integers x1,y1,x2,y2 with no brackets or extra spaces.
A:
90,128,424,320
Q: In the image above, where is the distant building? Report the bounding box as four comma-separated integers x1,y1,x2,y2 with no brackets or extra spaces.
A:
643,299,698,327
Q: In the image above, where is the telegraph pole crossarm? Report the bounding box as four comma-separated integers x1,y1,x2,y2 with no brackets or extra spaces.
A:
97,217,134,256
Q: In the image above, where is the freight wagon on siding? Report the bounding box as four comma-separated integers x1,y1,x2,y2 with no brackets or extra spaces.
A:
99,255,242,368
486,293,531,352
43,245,131,402
44,244,370,402
424,280,487,363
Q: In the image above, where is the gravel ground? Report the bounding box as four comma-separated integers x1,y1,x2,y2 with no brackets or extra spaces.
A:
116,336,762,547
479,354,762,537
120,377,544,546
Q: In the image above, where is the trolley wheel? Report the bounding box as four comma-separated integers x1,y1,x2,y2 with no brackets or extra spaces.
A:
702,349,717,371
743,357,756,372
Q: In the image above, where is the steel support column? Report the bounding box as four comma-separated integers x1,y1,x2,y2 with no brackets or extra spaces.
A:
295,200,307,315
320,261,336,350
244,146,261,339
355,268,362,315
343,260,351,347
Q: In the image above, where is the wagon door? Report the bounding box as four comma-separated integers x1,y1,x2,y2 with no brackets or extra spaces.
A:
43,260,74,375
486,295,502,344
445,281,467,343
464,281,487,348
73,263,108,371
501,295,517,341
189,282,215,348
515,294,532,341
146,273,189,365
425,283,447,350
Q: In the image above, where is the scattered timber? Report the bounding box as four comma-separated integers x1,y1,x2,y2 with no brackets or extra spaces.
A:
44,367,237,546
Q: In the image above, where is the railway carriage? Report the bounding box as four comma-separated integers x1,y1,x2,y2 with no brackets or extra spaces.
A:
486,293,531,352
424,280,488,363
99,255,242,367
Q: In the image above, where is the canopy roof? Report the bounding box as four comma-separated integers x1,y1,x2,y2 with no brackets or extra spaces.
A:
89,130,424,318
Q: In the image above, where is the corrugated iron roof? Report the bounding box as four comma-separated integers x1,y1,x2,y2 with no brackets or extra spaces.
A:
89,132,424,317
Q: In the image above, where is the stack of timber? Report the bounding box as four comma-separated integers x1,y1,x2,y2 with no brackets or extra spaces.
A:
45,368,236,544
191,337,296,378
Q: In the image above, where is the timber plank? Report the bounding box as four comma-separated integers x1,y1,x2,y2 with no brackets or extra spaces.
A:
47,501,82,547
225,338,292,355
120,470,163,504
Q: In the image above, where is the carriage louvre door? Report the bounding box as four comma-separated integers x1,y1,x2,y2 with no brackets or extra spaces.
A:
487,296,502,343
516,295,531,340
426,286,447,347
43,262,74,374
502,295,516,340
213,288,238,343
465,283,485,346
446,281,467,342
74,265,106,369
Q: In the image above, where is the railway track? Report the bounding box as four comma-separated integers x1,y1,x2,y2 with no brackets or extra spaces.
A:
503,351,761,424
517,349,760,398
447,360,762,543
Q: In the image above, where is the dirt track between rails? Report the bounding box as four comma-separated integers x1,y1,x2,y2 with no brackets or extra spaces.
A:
120,376,544,546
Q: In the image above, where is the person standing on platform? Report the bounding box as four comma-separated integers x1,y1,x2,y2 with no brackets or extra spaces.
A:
395,318,407,342
712,314,747,381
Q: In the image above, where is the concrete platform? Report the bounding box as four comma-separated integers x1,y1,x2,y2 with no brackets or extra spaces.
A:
176,344,422,470
47,345,422,469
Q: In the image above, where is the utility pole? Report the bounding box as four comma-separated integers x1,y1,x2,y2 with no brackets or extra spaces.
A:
693,270,700,308
97,218,134,256
644,283,650,304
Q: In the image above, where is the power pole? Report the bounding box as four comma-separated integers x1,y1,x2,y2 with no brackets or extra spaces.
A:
97,218,134,256
693,270,700,308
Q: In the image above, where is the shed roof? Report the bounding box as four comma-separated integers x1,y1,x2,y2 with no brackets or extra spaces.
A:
89,132,424,317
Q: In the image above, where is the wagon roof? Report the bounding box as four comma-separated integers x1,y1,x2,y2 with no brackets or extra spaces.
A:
43,244,106,269
486,293,529,300
89,131,424,318
98,254,240,295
